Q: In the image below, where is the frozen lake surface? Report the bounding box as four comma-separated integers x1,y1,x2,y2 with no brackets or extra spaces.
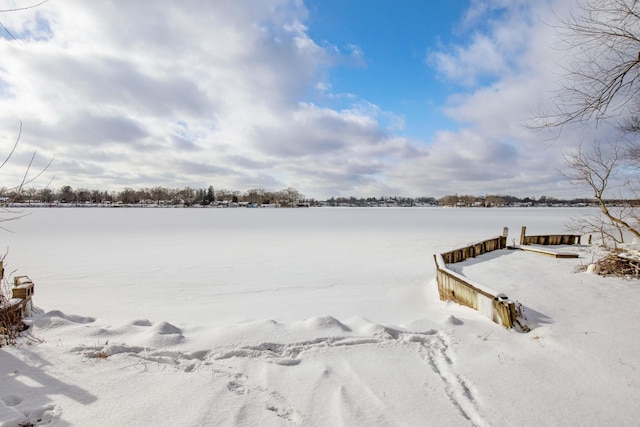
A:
4,207,588,326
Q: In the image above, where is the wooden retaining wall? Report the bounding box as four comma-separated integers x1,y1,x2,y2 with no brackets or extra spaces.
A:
11,276,35,317
0,270,35,338
519,226,581,245
440,233,508,264
434,229,517,329
435,254,516,328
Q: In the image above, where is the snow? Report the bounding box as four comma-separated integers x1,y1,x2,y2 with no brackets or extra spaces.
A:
1,207,640,426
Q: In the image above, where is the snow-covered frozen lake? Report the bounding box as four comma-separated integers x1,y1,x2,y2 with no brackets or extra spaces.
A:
6,206,639,427
3,207,588,326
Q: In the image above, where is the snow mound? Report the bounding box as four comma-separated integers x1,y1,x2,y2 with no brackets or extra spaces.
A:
142,321,184,347
445,315,465,326
298,316,352,332
362,323,406,339
153,321,183,335
30,310,95,329
130,319,153,327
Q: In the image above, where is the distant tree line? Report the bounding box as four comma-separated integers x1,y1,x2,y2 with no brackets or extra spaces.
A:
1,184,625,208
321,196,437,207
435,194,600,207
2,185,308,207
327,194,605,207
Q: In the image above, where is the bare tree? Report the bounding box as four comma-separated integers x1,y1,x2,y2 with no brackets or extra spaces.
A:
243,188,265,204
0,123,53,345
0,122,53,226
150,186,168,205
538,0,640,128
537,0,640,244
274,187,304,207
438,194,459,207
485,195,506,207
564,141,640,244
1,1,55,346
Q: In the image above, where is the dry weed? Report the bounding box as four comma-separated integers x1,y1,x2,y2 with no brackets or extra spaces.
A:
585,253,640,278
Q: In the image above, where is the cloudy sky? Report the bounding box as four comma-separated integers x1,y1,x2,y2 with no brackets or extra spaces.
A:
0,0,615,199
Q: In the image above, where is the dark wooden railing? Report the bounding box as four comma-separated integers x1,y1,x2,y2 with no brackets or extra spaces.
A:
519,226,581,245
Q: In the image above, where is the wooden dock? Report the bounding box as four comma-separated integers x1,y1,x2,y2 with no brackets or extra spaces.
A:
517,245,579,258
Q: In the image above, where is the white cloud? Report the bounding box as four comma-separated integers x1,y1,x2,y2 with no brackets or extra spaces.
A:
0,0,617,199
0,0,421,197
412,0,619,198
429,34,510,86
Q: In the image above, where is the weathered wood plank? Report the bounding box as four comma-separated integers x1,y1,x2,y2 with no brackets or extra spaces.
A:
520,226,581,246
440,235,507,265
518,245,579,258
1,275,35,339
434,252,516,329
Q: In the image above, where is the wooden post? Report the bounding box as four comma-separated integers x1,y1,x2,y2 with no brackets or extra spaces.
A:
520,226,527,245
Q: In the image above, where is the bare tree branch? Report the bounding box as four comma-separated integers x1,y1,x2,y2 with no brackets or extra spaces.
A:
0,0,50,13
0,121,22,171
564,140,640,242
0,123,54,226
0,0,51,43
536,0,640,128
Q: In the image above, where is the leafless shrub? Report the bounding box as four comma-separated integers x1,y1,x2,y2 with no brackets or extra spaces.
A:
0,294,26,347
